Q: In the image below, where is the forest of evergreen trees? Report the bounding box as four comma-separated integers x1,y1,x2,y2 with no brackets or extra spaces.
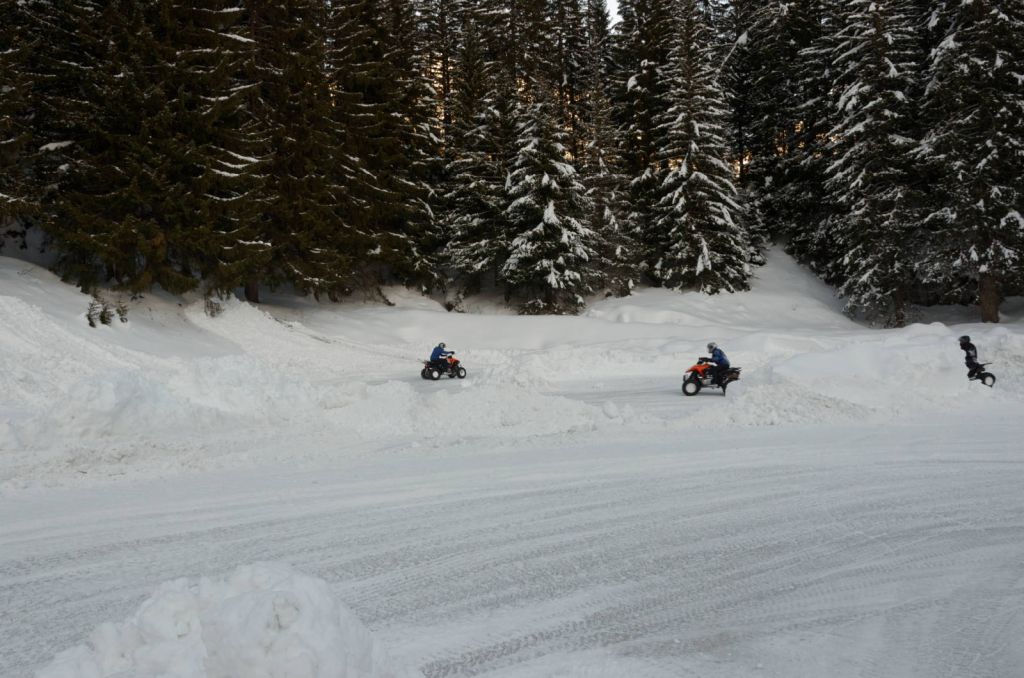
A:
1,0,1021,323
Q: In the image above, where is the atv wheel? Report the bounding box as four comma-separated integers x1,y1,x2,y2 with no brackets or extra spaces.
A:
682,378,701,396
456,367,467,379
980,372,996,387
420,368,429,380
430,369,441,381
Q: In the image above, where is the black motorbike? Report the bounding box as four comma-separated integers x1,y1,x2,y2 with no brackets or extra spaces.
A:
421,355,467,380
969,363,996,387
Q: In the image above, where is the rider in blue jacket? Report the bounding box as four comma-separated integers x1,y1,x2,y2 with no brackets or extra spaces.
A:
430,342,453,369
707,342,729,385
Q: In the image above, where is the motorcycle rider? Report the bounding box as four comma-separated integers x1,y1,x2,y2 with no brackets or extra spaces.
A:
430,342,454,373
706,342,730,386
959,335,981,380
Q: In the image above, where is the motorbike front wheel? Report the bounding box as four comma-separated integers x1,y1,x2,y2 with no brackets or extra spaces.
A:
682,377,701,396
420,368,429,380
456,367,467,379
980,372,996,387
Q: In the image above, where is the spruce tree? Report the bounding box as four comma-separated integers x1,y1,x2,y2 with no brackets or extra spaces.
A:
611,0,676,244
243,0,360,301
0,1,33,230
649,0,750,293
580,0,636,295
335,0,440,291
824,0,922,326
916,0,1024,321
502,85,595,314
443,15,512,295
35,0,209,293
176,0,270,297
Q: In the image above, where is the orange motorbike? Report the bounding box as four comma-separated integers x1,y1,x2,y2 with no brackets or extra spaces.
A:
421,354,467,381
682,357,741,396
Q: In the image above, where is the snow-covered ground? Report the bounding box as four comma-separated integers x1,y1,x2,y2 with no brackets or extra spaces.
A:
2,251,1023,677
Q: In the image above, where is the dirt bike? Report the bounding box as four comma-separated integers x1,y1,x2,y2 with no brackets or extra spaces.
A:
969,363,996,387
682,357,741,396
421,355,467,381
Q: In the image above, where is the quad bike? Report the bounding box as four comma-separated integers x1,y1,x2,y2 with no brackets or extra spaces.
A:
682,357,741,396
969,363,996,387
421,355,467,381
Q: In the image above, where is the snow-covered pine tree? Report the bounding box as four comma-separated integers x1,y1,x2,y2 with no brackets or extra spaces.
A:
0,0,34,234
579,0,636,295
779,1,843,273
33,0,215,293
243,1,358,301
649,0,750,293
175,0,270,297
610,0,676,244
916,0,1024,321
823,0,922,326
443,13,513,295
502,84,596,314
724,2,809,231
420,0,461,147
332,0,441,292
550,0,587,162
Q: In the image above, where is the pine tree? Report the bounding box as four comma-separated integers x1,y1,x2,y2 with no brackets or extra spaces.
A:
443,13,512,294
502,85,595,314
649,0,750,293
824,0,922,326
580,0,636,295
335,0,441,291
779,1,843,273
611,0,676,244
0,0,34,233
35,0,214,293
916,0,1024,321
176,0,270,297
242,0,361,301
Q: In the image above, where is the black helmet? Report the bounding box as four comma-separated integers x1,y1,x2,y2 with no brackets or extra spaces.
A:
438,342,446,349
707,342,717,352
958,335,970,344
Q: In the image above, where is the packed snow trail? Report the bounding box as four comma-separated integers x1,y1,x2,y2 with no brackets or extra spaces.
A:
3,420,1023,678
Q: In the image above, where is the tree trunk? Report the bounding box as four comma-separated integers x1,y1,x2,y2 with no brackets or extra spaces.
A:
978,272,1000,323
244,280,260,304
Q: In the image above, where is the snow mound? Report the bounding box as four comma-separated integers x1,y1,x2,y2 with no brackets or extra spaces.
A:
6,355,333,449
36,563,418,678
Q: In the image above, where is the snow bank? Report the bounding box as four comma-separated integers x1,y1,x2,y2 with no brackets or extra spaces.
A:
36,563,417,678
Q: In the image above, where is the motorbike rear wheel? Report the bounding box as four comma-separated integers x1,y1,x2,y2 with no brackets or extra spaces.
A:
420,368,429,380
430,369,441,381
682,377,701,396
980,372,996,387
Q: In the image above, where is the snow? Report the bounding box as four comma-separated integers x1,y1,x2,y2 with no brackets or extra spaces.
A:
2,250,1024,677
36,563,413,678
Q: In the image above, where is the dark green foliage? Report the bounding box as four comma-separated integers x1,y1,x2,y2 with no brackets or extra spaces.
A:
915,0,1024,321
0,0,35,232
824,0,922,326
649,0,750,293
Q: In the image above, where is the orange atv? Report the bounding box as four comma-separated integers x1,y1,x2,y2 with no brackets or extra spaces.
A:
682,357,741,396
421,354,467,381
